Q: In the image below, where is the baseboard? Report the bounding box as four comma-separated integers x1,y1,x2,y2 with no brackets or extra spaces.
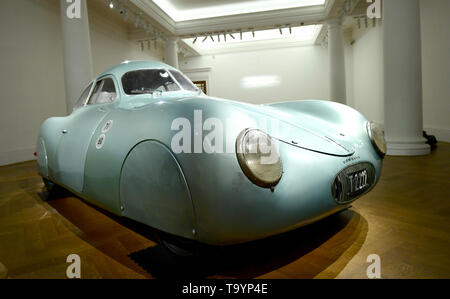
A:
424,127,450,143
0,147,36,166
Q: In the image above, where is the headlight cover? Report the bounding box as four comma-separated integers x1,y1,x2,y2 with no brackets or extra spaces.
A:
367,122,386,157
236,128,283,188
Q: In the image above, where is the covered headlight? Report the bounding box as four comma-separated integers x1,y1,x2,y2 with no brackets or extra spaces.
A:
367,122,386,157
236,128,283,188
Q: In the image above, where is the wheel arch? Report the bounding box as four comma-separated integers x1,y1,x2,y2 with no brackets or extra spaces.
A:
36,137,48,178
119,139,198,240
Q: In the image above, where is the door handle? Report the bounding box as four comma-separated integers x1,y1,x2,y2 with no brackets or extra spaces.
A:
62,130,68,134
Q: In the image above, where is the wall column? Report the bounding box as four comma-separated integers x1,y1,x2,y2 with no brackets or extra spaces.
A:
383,0,430,156
59,0,94,114
327,17,347,104
164,37,179,68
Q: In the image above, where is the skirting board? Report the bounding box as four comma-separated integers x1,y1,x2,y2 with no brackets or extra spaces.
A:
0,147,36,166
425,127,450,143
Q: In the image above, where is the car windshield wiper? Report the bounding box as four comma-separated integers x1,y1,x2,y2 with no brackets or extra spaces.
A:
130,88,163,94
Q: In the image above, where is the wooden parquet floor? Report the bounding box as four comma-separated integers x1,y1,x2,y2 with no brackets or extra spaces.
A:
0,143,449,279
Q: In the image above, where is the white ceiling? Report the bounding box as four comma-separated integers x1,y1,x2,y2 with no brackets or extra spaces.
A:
152,0,326,22
126,0,346,56
130,0,333,36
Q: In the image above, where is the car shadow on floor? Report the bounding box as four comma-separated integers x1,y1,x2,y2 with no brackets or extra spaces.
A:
128,209,368,278
41,189,368,279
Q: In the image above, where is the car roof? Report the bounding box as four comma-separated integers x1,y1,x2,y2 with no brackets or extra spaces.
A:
98,60,178,79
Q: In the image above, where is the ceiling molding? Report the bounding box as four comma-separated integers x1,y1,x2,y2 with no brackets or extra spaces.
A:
315,24,328,45
131,0,177,34
130,0,335,36
178,40,201,57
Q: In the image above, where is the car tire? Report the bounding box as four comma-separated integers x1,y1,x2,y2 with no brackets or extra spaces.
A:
158,232,200,257
42,178,63,200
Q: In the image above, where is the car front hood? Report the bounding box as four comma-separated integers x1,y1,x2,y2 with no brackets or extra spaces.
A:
259,104,356,157
177,95,356,157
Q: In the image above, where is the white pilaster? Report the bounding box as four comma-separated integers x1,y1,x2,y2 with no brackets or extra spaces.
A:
327,17,347,104
59,0,94,114
60,0,93,113
383,0,430,156
164,37,179,68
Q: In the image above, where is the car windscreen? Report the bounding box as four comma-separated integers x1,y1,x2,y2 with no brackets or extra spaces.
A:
121,69,180,95
169,70,198,92
73,82,93,110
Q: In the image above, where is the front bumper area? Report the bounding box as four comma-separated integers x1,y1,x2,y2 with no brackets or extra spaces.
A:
190,140,382,246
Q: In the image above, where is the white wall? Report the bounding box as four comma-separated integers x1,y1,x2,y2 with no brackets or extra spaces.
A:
0,0,163,166
0,0,66,166
180,45,330,104
420,0,450,142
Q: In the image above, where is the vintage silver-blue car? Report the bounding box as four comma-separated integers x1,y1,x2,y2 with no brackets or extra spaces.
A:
36,60,385,251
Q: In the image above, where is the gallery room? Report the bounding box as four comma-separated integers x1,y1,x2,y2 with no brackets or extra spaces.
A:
0,0,449,282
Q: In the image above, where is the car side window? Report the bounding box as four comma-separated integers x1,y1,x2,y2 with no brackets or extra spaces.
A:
88,78,117,105
73,82,93,110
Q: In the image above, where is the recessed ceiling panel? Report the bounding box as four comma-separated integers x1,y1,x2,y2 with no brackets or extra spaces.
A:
152,0,327,22
182,25,322,55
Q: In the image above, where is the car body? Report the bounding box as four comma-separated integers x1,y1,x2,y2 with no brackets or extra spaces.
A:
36,60,384,246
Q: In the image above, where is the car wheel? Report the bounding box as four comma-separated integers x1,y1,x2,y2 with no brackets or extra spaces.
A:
42,178,62,200
158,232,200,257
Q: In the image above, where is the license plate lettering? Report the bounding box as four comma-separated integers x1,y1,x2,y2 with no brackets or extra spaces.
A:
347,169,368,194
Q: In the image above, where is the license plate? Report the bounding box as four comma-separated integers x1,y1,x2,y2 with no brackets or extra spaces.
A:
347,169,368,194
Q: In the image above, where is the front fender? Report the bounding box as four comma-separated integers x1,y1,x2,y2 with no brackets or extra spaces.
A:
177,140,382,245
